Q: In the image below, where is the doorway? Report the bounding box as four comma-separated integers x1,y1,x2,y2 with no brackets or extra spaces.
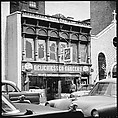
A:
46,77,58,100
98,52,106,80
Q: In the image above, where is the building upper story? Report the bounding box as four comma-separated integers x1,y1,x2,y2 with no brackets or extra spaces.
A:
6,1,92,78
20,10,91,65
10,1,45,14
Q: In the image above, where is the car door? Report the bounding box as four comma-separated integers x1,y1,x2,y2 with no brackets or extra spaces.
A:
2,82,41,104
2,82,18,100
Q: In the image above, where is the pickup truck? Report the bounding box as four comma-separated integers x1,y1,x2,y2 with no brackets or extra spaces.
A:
2,80,41,104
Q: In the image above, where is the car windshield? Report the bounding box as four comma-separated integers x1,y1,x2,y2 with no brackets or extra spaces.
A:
2,82,21,94
2,95,20,114
89,82,116,97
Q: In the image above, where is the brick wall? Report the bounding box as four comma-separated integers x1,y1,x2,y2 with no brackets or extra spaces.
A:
10,1,45,14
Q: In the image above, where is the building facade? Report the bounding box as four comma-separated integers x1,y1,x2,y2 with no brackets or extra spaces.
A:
90,1,117,83
4,1,91,100
1,2,10,81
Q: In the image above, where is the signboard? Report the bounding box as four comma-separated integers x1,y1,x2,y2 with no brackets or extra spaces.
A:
33,64,81,73
22,63,82,74
22,63,90,76
24,62,33,71
64,47,72,63
83,66,89,71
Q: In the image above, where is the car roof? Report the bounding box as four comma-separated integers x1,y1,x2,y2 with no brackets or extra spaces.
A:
2,80,17,86
98,78,117,83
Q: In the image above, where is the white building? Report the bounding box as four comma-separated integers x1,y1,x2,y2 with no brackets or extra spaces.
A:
1,2,10,81
91,19,117,83
90,1,117,83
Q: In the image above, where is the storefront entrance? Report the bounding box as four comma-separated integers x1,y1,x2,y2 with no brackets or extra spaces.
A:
46,77,59,100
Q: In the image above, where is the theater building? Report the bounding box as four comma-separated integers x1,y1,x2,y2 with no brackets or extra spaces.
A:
5,1,91,100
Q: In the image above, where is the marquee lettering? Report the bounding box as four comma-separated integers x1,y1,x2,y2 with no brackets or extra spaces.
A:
24,63,83,73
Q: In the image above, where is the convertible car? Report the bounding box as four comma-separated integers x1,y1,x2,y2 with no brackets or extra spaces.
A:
2,94,84,118
45,78,117,118
2,80,41,104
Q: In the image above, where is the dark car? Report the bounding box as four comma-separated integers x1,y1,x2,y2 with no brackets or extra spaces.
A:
2,80,41,104
45,78,117,117
2,94,84,118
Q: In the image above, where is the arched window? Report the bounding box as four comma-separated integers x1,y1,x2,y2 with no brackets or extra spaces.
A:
26,40,32,58
37,40,46,61
71,43,77,63
25,38,34,61
49,41,57,61
112,64,117,78
98,52,106,80
79,35,88,63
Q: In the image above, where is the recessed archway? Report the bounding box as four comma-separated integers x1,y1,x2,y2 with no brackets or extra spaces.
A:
98,52,106,80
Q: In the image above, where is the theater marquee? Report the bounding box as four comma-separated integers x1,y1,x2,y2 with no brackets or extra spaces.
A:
22,63,82,74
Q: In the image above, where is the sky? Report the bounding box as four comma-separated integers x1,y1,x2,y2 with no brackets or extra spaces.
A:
45,1,90,21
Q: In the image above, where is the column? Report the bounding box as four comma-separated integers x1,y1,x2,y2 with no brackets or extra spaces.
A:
22,34,25,60
56,39,60,62
78,35,81,63
58,80,61,99
35,36,38,61
87,36,91,64
46,36,50,61
46,23,51,61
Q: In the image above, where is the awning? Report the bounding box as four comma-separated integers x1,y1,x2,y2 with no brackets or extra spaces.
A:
28,73,81,77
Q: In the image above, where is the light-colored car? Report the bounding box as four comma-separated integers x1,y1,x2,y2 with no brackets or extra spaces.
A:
71,78,117,117
45,78,117,117
70,84,94,98
61,84,94,98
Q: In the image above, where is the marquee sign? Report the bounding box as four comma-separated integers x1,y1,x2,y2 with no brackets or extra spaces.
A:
22,63,82,74
33,64,81,73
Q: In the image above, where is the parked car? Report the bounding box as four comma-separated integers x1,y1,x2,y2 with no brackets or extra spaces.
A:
45,78,117,117
45,97,74,110
70,84,94,98
2,94,84,118
2,80,41,104
70,78,117,117
61,93,71,98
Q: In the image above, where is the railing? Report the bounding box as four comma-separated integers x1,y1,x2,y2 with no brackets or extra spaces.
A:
21,10,91,28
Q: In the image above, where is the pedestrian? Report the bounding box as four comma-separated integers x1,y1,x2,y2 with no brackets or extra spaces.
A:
70,81,76,93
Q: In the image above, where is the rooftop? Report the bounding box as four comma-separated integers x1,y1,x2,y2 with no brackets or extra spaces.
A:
21,10,91,29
